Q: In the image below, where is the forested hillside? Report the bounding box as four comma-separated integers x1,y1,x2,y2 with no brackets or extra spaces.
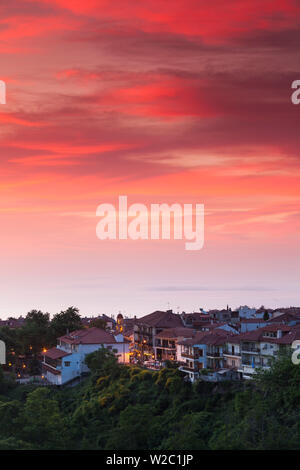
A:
1,349,300,450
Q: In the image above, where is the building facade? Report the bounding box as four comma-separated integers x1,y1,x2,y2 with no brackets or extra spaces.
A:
42,327,129,385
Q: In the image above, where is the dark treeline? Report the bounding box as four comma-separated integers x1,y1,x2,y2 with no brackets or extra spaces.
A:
0,307,83,375
0,348,300,450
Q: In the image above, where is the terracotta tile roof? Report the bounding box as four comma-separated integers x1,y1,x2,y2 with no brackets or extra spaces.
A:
137,310,183,328
203,334,234,346
262,324,292,332
179,323,300,347
231,325,293,344
156,327,195,339
59,327,117,345
226,335,242,344
275,329,300,344
236,329,266,342
183,312,210,322
178,329,236,346
44,347,71,360
268,312,300,323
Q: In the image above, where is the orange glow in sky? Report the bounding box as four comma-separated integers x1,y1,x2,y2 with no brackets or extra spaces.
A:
0,0,300,317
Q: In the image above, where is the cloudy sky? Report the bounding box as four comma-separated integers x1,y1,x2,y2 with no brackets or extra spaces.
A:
1,0,300,318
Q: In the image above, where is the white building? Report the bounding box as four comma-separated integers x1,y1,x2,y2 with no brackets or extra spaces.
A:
238,325,297,379
42,327,129,385
238,306,257,319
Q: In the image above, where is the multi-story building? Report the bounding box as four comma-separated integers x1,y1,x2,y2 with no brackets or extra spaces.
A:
177,335,206,382
155,327,195,361
177,330,236,382
237,324,298,379
209,307,232,323
223,337,242,373
42,327,129,385
178,323,297,382
180,311,210,328
132,310,183,361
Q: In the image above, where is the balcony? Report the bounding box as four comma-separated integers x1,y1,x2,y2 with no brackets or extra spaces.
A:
241,346,260,354
260,348,278,356
223,350,241,357
156,343,176,350
140,330,152,336
242,362,271,373
206,352,221,358
242,360,263,367
181,352,197,359
179,365,197,373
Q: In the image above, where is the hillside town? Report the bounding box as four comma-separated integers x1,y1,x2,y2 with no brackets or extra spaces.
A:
1,305,300,386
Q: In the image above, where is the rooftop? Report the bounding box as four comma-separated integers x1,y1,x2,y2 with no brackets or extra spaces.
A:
137,310,183,328
59,327,117,345
43,347,71,360
156,327,195,339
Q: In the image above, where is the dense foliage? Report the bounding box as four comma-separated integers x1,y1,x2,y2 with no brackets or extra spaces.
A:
0,350,300,450
0,307,83,375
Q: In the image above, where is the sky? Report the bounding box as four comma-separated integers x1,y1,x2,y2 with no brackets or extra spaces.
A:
0,0,300,319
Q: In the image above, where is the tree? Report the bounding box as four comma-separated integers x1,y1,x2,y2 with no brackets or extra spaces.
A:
105,404,153,450
263,311,269,321
50,306,82,340
0,438,34,450
25,310,50,328
18,310,51,356
89,318,107,330
162,412,209,450
15,388,69,449
0,400,22,437
85,347,120,379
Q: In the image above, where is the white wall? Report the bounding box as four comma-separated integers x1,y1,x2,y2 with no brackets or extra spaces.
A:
45,339,130,385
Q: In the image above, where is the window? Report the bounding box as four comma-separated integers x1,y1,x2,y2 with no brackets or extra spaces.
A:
64,361,71,367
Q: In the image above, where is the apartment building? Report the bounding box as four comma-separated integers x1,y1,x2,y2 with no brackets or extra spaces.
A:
236,324,298,379
223,337,242,372
176,323,298,382
155,327,196,362
132,310,183,361
177,330,236,382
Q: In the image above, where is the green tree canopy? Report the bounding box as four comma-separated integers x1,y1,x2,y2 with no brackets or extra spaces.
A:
50,306,82,340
